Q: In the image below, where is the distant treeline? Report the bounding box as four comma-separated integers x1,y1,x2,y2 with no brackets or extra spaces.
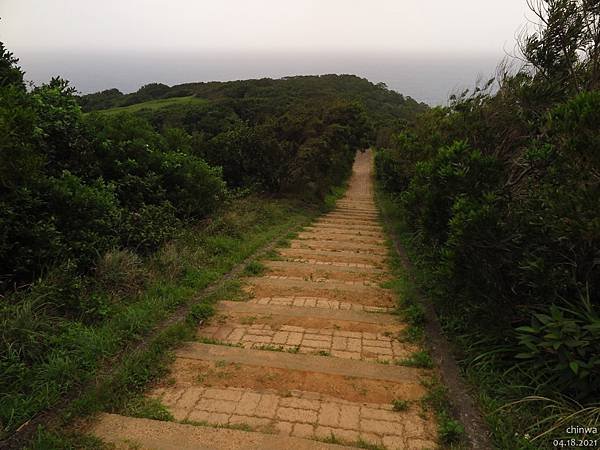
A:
375,0,599,446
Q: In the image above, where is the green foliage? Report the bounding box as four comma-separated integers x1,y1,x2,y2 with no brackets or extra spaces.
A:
243,260,266,276
516,291,600,398
401,141,502,250
121,396,174,421
397,350,433,369
438,413,466,445
188,302,215,323
391,399,409,411
375,0,600,445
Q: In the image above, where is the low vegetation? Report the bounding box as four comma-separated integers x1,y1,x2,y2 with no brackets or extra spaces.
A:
375,1,600,448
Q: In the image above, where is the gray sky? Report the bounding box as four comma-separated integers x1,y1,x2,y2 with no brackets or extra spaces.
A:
2,0,529,54
0,1,532,104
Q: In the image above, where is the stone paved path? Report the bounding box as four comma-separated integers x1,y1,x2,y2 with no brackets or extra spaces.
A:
90,150,438,449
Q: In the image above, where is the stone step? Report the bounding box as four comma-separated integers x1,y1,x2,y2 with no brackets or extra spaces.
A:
297,232,385,245
175,343,422,384
309,222,384,232
303,226,384,238
322,215,380,224
279,248,386,266
291,239,387,254
145,384,433,448
246,297,393,313
198,319,415,362
264,260,385,274
218,300,395,323
262,260,387,283
326,212,379,220
260,274,381,287
315,219,384,229
90,413,354,450
245,277,394,307
247,276,386,293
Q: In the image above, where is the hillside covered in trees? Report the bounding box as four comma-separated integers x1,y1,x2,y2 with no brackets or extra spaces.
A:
0,42,426,443
375,1,600,447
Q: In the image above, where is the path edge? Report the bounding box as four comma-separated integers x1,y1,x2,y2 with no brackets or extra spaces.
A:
375,190,493,449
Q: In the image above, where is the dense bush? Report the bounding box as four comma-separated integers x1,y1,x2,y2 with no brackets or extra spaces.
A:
376,0,600,404
0,47,227,291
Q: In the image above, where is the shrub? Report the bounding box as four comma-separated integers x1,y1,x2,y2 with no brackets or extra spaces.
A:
401,141,502,249
43,172,122,270
121,202,181,253
516,291,600,399
159,151,226,219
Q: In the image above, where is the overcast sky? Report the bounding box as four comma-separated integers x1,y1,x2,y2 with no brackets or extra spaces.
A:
2,0,529,54
0,1,532,104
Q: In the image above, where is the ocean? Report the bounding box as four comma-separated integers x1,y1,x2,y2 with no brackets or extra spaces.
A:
15,50,504,106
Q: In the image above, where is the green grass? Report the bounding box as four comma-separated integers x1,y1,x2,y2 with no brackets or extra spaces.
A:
95,96,207,115
121,396,174,421
396,350,434,369
242,260,266,276
1,195,318,444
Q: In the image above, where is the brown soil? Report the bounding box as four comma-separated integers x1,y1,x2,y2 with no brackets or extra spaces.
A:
161,359,427,403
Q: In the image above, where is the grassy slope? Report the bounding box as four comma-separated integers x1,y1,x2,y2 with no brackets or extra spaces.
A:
95,96,207,114
2,194,331,445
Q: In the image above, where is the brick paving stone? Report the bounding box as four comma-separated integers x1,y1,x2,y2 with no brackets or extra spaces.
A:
301,339,330,349
383,435,408,450
360,432,383,446
318,402,340,427
331,350,361,359
304,333,330,342
291,423,314,438
361,407,402,423
286,332,303,346
272,331,289,344
332,336,347,350
228,415,271,428
276,407,318,423
275,421,294,435
195,398,237,414
160,388,185,407
281,325,304,332
213,327,233,340
254,394,279,418
407,438,438,449
279,397,321,410
234,391,261,415
187,410,230,424
315,426,360,442
363,339,390,348
360,419,402,435
346,338,362,352
175,388,203,410
363,345,393,355
204,388,242,402
339,405,360,429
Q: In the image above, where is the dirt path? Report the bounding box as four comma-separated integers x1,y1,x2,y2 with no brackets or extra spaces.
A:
90,150,438,449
